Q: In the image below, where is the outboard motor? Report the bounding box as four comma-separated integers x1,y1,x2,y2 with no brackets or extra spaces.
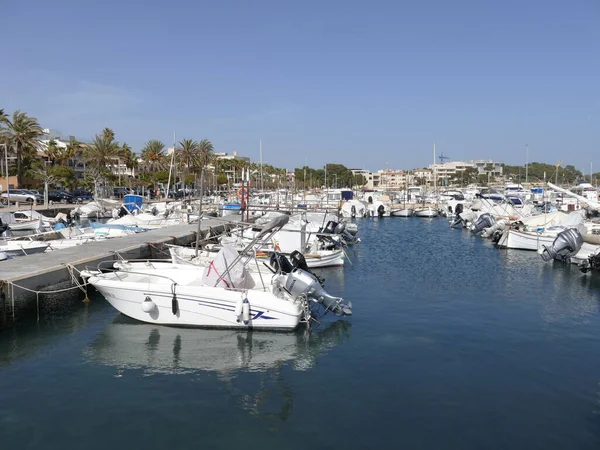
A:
284,268,352,316
0,219,9,237
323,221,337,234
269,253,294,274
455,203,464,216
290,250,325,286
481,220,506,239
540,228,584,262
579,250,600,273
470,213,495,234
377,204,385,218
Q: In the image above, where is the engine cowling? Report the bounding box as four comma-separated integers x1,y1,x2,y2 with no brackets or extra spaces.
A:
284,268,352,316
540,228,584,262
470,213,495,234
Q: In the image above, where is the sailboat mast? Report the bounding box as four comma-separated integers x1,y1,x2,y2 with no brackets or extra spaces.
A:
259,140,264,192
165,130,176,200
525,144,529,184
433,142,436,193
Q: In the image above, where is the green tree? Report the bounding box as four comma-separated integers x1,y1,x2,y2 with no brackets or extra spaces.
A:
0,110,44,187
177,138,199,190
49,165,77,189
84,128,121,169
140,139,167,172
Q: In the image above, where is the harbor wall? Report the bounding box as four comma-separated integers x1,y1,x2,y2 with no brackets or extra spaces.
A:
0,218,236,329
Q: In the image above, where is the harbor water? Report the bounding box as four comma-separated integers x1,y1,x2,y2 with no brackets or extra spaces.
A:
3,218,600,449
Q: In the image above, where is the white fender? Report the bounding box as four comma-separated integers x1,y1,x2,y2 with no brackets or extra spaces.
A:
242,298,250,325
234,297,244,318
141,296,156,313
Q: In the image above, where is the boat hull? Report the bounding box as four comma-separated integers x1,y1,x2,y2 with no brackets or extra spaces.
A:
414,208,439,218
390,209,413,217
496,229,555,251
0,241,49,256
89,275,304,330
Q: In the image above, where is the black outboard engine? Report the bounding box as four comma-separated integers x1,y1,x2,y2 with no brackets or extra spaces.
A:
289,250,310,272
351,204,357,218
0,218,9,237
323,221,337,234
290,250,325,286
118,205,128,218
470,213,495,234
269,253,294,274
455,203,464,216
540,228,584,262
377,204,385,218
579,250,600,273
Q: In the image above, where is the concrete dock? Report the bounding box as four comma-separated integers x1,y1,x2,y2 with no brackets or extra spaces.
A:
0,217,236,329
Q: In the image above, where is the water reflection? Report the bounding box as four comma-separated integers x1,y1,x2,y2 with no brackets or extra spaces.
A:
84,316,351,375
83,317,351,423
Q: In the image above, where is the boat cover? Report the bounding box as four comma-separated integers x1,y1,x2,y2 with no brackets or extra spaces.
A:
202,245,255,289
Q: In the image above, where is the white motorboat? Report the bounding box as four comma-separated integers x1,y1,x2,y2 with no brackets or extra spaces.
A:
496,211,586,250
414,207,439,218
0,239,49,256
169,244,345,269
340,199,367,218
84,215,352,330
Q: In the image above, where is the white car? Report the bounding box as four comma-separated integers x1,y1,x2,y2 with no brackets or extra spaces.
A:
1,189,44,205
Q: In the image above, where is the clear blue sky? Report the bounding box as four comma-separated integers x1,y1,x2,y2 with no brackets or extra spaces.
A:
1,0,598,173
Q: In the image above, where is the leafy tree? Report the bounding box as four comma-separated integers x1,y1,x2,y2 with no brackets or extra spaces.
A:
49,165,77,189
84,128,121,169
0,110,44,187
140,140,167,172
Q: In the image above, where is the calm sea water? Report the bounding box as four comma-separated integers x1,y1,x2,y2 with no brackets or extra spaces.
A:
3,218,600,449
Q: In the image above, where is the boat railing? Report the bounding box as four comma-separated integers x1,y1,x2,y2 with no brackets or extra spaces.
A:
93,260,179,285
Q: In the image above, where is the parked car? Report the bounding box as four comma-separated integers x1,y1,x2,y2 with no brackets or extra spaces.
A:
0,189,44,205
48,190,74,203
112,187,131,198
71,189,94,201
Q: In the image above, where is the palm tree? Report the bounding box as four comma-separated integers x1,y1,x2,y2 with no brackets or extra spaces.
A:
0,110,44,187
197,139,214,170
140,139,167,172
177,139,199,190
121,143,138,179
83,129,121,169
66,137,84,175
45,139,60,165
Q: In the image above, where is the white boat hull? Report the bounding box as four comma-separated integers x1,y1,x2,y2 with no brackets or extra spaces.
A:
0,240,49,256
414,208,439,218
8,220,41,231
496,229,555,251
89,273,304,330
390,209,413,217
171,245,344,269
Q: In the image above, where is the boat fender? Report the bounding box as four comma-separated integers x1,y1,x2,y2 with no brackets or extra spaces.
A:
142,296,156,313
235,297,244,320
171,283,179,315
242,298,250,325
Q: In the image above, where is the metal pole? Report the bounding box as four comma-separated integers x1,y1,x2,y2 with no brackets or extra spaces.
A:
525,144,528,184
4,144,9,205
194,167,205,257
259,140,263,192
